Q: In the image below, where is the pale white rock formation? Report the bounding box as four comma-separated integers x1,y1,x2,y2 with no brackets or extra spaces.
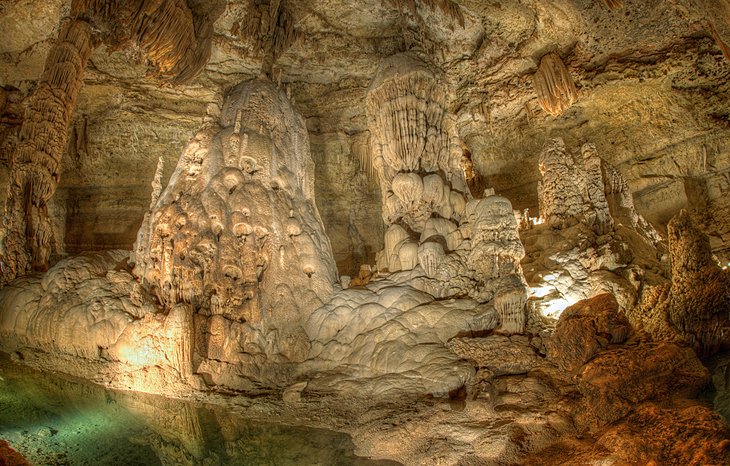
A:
537,138,585,230
0,251,145,359
365,54,529,327
130,78,338,389
367,52,470,272
133,78,335,320
301,271,498,396
0,250,200,391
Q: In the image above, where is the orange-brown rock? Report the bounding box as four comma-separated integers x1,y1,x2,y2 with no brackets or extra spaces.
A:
575,342,710,431
0,439,30,466
546,293,632,374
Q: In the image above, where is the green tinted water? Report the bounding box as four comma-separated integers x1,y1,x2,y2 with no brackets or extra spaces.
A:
0,357,398,466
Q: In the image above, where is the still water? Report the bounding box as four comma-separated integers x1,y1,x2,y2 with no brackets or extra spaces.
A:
0,356,398,466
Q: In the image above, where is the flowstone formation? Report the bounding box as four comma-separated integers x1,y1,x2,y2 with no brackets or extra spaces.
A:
366,53,528,320
132,78,337,388
524,137,666,315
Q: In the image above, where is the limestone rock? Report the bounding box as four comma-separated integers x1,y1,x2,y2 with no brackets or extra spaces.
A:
446,335,542,376
282,381,307,403
131,79,338,381
629,209,730,358
590,403,730,466
546,293,631,373
575,342,710,431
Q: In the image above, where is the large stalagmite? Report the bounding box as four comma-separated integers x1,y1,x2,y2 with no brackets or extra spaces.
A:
628,210,730,358
132,78,337,389
526,138,666,316
0,79,338,393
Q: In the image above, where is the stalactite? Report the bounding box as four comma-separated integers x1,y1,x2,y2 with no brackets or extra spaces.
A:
383,0,464,28
602,0,623,9
238,0,302,75
366,54,467,238
533,52,578,116
1,19,93,284
71,0,219,84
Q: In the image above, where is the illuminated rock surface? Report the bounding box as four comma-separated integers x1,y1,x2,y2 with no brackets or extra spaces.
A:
1,1,730,465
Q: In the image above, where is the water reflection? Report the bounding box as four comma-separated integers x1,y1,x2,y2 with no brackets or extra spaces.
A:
0,356,399,465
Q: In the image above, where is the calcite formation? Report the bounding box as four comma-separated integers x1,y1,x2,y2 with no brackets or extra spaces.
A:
1,0,219,285
71,0,220,84
366,53,528,322
0,1,729,464
1,19,93,284
629,209,730,358
533,52,578,116
537,138,656,239
527,138,666,316
132,78,337,387
366,53,469,242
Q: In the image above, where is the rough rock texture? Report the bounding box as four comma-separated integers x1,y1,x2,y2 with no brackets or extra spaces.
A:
527,403,730,466
132,78,336,322
0,439,31,466
545,293,631,373
1,19,93,283
575,341,710,431
447,335,542,376
629,209,730,358
524,138,667,319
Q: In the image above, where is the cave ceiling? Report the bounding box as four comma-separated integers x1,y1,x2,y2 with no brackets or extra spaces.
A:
1,0,729,274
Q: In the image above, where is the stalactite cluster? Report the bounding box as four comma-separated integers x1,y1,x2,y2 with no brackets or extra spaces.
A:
384,0,464,28
1,1,220,285
533,52,578,116
366,54,468,237
71,0,218,84
1,19,93,284
238,0,302,74
68,116,89,164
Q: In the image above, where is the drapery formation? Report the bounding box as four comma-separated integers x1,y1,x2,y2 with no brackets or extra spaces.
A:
533,52,578,116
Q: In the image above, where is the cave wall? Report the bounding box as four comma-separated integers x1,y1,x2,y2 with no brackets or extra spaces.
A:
1,0,729,272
